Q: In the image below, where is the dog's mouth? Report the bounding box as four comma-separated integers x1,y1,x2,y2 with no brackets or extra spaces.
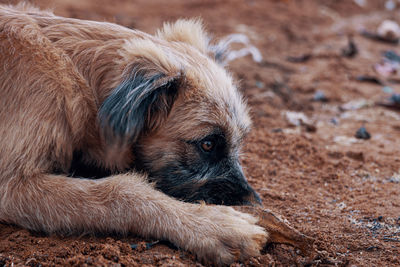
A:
189,179,262,206
140,155,263,206
152,175,262,206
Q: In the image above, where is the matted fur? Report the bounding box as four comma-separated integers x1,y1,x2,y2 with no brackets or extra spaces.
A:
0,4,267,265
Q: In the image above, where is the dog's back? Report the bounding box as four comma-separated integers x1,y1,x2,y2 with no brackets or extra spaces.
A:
0,4,143,174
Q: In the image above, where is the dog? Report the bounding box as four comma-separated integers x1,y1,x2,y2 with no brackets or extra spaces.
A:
0,4,267,265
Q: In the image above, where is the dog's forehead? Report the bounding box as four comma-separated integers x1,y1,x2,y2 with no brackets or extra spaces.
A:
176,52,251,143
191,74,250,133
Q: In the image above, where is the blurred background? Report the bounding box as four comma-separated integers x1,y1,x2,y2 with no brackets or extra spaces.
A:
0,0,399,266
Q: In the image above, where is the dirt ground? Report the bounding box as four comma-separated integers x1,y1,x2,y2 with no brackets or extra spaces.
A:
1,0,400,266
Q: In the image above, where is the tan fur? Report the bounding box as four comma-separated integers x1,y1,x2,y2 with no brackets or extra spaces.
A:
0,4,267,265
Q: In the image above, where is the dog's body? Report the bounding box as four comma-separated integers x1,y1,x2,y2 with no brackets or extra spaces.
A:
0,4,267,265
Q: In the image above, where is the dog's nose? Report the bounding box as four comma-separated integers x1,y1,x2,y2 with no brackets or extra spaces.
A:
242,186,263,207
229,161,263,207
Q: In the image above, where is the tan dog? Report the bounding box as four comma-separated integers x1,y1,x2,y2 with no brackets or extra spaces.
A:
0,4,267,265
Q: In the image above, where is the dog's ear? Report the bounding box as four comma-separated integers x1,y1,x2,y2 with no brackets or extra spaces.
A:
98,64,181,143
156,19,210,55
156,19,231,65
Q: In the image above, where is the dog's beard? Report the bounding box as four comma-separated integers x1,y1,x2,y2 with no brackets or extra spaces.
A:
146,160,262,206
158,177,261,206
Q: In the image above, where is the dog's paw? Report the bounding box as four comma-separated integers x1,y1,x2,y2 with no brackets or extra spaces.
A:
186,205,268,266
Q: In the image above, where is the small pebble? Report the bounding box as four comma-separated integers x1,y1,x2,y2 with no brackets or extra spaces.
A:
377,20,400,42
390,93,400,104
341,37,358,58
313,90,328,102
284,111,311,126
341,99,372,111
330,117,339,125
354,0,366,7
355,127,371,140
271,128,283,133
366,246,379,251
255,81,264,88
382,86,393,93
388,172,400,183
356,75,383,85
383,50,400,62
385,0,396,11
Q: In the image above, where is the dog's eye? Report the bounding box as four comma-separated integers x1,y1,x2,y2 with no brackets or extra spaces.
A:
200,140,214,152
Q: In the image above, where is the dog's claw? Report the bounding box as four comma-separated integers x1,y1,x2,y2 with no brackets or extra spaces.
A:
234,206,315,256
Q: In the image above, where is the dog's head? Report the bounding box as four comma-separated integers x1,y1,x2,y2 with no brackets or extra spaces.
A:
99,19,261,206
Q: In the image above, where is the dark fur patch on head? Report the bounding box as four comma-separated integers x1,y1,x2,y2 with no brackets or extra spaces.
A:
98,67,180,143
141,151,262,206
185,178,261,206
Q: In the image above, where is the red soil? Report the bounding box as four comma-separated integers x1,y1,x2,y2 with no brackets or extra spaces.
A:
0,0,399,266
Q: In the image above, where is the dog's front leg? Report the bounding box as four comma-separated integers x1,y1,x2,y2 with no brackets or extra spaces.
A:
0,173,267,265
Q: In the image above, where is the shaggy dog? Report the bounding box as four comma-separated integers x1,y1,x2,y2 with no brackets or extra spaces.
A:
0,4,267,265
